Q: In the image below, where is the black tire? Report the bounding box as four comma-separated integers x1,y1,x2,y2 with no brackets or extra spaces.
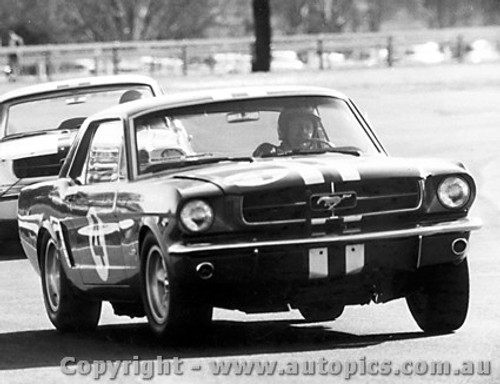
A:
407,259,469,333
299,302,345,322
140,233,212,338
40,232,101,332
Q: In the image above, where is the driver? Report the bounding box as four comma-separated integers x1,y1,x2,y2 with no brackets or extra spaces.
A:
253,108,322,157
277,108,320,151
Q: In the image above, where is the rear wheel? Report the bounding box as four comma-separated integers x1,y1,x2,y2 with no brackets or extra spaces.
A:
407,259,469,332
40,232,101,332
299,302,345,322
141,233,212,338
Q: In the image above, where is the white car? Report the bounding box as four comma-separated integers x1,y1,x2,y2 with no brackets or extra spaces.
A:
271,50,305,71
0,74,163,243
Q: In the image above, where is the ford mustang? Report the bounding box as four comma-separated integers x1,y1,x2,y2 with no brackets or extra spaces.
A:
0,74,163,243
17,86,481,338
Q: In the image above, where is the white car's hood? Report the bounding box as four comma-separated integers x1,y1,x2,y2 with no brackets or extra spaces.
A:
0,131,76,160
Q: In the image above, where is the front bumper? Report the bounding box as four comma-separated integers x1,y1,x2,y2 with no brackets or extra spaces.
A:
170,217,482,255
168,217,481,309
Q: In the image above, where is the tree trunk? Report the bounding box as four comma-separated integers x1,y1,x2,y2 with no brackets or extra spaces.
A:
252,0,271,72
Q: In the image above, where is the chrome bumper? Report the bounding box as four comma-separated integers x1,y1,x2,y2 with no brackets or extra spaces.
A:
169,217,482,255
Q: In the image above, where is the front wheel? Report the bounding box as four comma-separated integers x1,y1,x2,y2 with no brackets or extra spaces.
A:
407,259,469,333
40,233,101,332
140,233,212,338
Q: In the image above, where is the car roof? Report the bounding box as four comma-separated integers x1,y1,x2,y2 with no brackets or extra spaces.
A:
0,74,161,103
89,85,350,121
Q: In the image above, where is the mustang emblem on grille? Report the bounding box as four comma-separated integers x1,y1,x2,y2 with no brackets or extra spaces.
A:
317,193,355,211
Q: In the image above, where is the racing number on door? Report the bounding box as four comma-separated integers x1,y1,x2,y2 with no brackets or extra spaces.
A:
86,208,110,281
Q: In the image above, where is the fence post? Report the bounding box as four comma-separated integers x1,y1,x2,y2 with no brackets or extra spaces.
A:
112,43,120,75
250,42,256,73
317,38,324,70
181,45,188,76
93,48,101,76
386,36,394,67
44,51,53,81
456,34,465,63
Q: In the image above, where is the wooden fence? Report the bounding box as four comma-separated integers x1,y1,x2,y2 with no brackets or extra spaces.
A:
0,26,498,80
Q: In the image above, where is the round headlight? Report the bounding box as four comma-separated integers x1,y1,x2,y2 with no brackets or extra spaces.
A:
437,176,471,209
179,200,214,233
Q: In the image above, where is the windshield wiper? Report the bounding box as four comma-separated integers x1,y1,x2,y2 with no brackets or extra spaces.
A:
178,155,254,165
145,154,254,173
278,146,362,157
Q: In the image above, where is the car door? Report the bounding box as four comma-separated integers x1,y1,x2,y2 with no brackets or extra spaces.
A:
62,120,128,285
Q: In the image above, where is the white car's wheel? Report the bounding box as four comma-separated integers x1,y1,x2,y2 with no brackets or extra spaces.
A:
40,232,101,332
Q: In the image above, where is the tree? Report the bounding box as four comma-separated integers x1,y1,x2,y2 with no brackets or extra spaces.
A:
481,0,500,24
273,0,352,34
365,0,385,32
271,0,392,34
422,0,479,28
0,0,55,44
252,0,271,72
1,0,499,46
58,0,224,42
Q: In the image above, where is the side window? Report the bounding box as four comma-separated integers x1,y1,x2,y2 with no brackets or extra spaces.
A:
83,121,125,184
134,113,194,175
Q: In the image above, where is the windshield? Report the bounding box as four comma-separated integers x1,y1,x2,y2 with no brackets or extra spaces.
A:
133,96,382,175
4,85,154,137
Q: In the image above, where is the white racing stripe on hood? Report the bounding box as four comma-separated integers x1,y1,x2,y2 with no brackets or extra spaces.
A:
301,158,361,182
273,160,325,185
336,165,361,182
224,168,290,187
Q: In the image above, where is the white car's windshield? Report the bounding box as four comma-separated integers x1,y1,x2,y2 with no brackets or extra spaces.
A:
133,96,382,175
4,85,154,137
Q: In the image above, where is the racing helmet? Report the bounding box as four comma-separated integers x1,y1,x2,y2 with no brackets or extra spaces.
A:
277,108,321,141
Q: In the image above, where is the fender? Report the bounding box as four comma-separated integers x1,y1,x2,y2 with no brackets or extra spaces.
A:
139,215,174,261
38,216,73,274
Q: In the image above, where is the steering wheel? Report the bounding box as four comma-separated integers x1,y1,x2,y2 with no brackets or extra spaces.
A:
161,148,185,158
252,142,279,157
302,138,335,149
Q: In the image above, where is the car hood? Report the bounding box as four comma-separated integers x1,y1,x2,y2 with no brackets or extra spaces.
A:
0,130,77,160
172,154,467,194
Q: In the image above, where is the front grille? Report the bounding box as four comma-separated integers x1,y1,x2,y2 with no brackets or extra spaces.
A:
13,154,64,178
242,186,306,223
333,178,422,216
242,178,422,224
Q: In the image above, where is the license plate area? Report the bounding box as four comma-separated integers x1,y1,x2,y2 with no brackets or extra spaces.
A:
308,247,328,279
308,244,364,279
345,243,365,274
307,238,418,279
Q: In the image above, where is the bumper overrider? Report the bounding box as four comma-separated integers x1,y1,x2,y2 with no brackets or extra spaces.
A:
168,217,481,292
